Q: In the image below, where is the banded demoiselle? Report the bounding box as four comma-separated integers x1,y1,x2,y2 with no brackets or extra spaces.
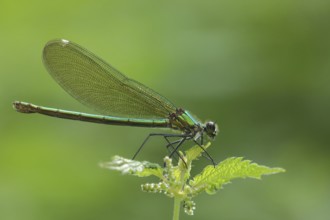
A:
13,39,218,164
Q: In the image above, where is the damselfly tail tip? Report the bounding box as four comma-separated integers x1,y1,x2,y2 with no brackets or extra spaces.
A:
12,101,35,113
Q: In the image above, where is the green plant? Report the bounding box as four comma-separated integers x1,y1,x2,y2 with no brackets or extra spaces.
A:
100,143,285,220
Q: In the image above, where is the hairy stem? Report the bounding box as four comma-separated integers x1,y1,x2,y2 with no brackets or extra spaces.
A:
173,197,181,220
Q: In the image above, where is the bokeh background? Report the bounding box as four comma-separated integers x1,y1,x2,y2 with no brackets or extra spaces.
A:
1,0,329,219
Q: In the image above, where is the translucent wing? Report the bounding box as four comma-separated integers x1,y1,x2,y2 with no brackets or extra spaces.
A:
43,39,176,119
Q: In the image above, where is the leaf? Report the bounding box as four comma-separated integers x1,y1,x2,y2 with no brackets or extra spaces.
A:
100,156,163,178
190,157,285,195
185,142,211,162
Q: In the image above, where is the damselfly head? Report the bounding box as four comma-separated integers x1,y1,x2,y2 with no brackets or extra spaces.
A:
204,121,218,139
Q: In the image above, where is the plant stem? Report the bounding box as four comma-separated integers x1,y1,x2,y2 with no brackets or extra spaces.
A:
173,197,181,220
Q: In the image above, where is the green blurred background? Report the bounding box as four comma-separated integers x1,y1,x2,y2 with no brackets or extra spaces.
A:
1,0,329,219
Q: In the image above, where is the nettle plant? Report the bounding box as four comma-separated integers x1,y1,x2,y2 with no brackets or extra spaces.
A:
100,143,285,220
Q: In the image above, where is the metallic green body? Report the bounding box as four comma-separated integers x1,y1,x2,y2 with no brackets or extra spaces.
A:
14,101,170,128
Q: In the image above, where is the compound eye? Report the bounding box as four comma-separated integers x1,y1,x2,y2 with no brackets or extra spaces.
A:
205,121,217,138
206,121,215,131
